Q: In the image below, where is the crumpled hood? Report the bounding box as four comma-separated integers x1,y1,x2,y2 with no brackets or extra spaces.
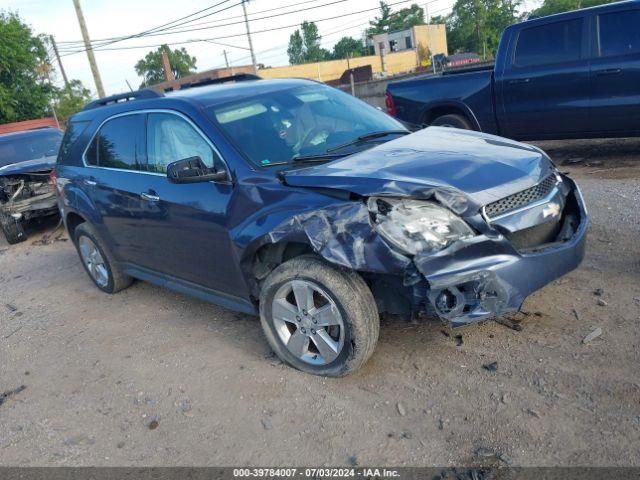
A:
283,127,554,213
0,156,56,177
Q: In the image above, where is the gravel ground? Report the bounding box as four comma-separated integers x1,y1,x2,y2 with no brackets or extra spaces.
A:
0,139,639,467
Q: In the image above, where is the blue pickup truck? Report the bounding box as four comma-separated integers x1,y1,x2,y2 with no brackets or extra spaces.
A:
385,0,640,140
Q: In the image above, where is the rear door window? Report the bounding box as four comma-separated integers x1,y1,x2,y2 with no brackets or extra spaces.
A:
598,10,640,57
514,19,583,67
85,114,145,170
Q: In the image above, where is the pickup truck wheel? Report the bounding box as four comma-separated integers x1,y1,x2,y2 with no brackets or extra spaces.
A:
431,114,472,130
0,211,26,244
259,255,379,377
74,223,133,294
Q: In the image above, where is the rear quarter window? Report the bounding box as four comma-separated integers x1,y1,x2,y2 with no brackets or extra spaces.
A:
514,18,583,67
85,115,145,170
57,120,90,165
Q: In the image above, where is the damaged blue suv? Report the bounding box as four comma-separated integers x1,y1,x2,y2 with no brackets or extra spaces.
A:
53,75,588,376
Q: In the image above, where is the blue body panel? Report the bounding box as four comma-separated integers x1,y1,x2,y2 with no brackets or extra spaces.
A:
0,156,56,176
387,0,640,141
0,127,62,174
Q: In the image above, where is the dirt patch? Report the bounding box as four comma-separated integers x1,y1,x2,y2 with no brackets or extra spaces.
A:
0,140,639,467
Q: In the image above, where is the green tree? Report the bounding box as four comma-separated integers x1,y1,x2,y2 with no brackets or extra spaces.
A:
135,44,196,87
531,0,617,17
367,2,425,35
53,79,92,126
0,11,54,123
287,30,304,64
367,1,393,35
444,0,520,57
287,21,330,64
332,36,365,60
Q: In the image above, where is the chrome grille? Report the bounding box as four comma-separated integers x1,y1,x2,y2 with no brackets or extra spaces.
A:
484,175,557,219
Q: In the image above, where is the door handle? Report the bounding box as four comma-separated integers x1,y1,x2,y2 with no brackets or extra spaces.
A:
595,68,622,76
508,78,531,84
83,179,97,186
140,192,160,202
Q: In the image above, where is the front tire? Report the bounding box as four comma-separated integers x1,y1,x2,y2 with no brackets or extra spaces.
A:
259,255,379,377
73,222,133,294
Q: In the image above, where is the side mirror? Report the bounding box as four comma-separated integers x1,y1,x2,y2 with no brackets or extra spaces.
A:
166,156,227,184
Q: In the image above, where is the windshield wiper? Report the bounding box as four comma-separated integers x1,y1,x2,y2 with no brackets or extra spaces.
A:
326,130,410,153
291,153,351,163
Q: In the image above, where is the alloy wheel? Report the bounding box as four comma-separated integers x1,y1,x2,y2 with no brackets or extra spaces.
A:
271,279,345,365
78,236,109,288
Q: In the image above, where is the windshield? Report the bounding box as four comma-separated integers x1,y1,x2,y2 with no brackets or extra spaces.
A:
0,130,63,168
206,84,405,166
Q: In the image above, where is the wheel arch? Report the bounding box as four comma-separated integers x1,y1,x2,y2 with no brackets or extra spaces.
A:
250,240,315,286
422,101,481,130
65,211,88,240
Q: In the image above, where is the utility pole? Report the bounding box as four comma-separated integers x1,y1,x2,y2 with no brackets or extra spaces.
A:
161,52,175,81
50,35,69,89
223,50,230,68
241,0,257,73
72,0,105,98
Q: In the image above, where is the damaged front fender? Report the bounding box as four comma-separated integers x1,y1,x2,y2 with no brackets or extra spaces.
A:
267,201,412,274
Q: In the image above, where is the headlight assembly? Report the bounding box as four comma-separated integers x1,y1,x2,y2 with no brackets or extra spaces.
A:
368,197,474,255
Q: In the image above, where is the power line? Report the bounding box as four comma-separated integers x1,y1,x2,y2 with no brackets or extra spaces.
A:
58,0,327,45
226,2,452,67
57,0,352,52
60,0,425,56
60,0,241,54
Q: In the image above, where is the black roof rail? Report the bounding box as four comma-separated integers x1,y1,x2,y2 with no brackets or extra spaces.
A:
83,88,163,111
171,73,261,92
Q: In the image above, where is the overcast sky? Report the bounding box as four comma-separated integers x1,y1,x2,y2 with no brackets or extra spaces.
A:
0,0,535,97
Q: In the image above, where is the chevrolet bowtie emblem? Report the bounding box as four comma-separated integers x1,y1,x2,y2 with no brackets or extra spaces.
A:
543,202,561,218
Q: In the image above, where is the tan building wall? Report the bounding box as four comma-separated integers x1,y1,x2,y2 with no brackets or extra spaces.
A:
413,24,448,57
145,24,447,90
259,49,420,83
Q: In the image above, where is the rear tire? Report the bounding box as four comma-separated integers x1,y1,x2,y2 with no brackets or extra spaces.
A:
259,255,379,377
73,222,133,294
0,211,26,244
431,114,473,130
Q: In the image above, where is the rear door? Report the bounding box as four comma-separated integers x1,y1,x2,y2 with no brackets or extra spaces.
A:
83,113,151,263
589,8,640,134
498,17,591,139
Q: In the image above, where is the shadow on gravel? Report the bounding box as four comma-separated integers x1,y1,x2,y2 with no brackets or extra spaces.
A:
532,137,640,166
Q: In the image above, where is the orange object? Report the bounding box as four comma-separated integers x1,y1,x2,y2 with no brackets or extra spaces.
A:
0,118,59,135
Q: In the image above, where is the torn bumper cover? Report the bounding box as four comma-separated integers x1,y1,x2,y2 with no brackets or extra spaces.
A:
0,176,57,219
417,177,588,327
267,175,588,327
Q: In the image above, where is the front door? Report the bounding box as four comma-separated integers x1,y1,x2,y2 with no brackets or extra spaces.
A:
498,17,591,139
589,8,640,134
131,111,243,295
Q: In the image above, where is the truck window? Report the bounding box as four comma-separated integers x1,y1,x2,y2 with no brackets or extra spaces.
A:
599,11,640,57
514,19,583,67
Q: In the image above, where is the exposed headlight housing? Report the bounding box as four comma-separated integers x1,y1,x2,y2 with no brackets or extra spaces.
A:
368,197,474,255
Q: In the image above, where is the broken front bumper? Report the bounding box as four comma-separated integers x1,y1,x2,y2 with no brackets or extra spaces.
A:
416,181,588,327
